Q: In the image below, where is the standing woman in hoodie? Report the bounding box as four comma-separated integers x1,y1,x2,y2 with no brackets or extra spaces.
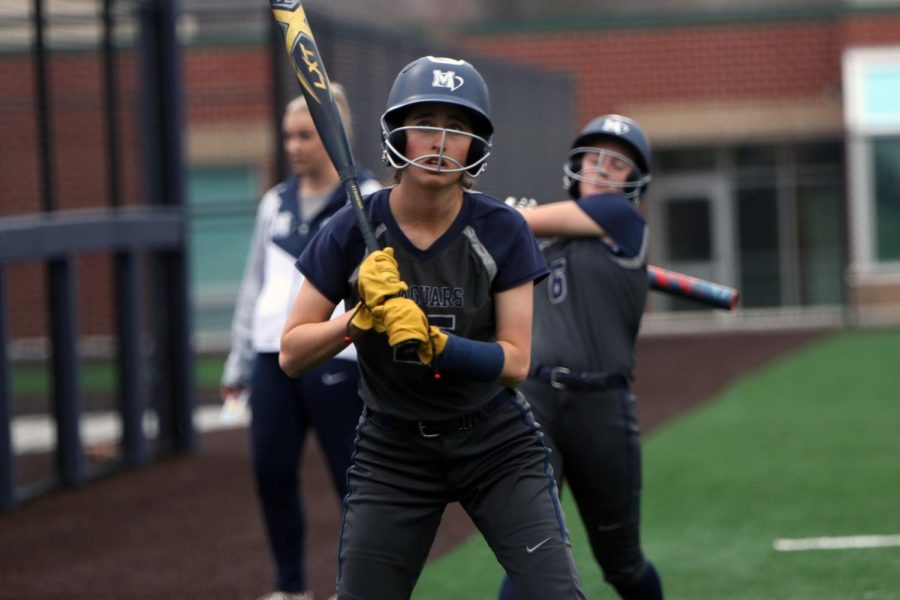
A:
221,84,381,600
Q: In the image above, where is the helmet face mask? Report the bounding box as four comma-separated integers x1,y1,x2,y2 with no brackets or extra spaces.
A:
381,56,493,178
383,125,490,175
564,146,647,201
562,115,652,203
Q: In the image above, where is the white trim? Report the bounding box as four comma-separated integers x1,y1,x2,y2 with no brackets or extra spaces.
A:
847,135,873,269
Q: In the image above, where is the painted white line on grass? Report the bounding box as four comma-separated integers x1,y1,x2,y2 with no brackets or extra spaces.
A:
773,534,900,552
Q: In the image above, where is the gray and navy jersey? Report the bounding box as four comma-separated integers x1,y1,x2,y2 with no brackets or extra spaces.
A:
531,193,648,378
298,188,548,421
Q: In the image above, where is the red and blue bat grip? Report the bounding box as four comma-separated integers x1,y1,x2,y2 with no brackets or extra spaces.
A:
647,265,739,310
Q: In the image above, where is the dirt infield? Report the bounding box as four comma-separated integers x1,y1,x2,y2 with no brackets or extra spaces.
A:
0,330,827,599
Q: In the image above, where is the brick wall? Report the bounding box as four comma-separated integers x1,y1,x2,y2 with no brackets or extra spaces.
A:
459,12,900,129
840,12,900,46
2,45,272,341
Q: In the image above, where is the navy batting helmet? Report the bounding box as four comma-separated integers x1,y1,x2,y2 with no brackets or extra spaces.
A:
563,114,652,202
381,56,493,177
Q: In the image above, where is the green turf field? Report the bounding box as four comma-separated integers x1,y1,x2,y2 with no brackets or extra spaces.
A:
413,328,900,599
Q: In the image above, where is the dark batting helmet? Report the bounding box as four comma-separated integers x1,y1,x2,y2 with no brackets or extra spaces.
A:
381,56,493,177
563,114,652,202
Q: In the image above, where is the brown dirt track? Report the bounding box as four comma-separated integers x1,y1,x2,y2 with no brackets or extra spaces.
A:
0,329,827,599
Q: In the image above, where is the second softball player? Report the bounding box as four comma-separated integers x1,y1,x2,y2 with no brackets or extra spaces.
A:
498,115,664,600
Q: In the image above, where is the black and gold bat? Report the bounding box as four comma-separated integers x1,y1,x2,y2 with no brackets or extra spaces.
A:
270,0,378,252
271,1,426,358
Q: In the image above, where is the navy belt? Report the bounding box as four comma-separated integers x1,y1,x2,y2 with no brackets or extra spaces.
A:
365,390,512,438
532,365,630,392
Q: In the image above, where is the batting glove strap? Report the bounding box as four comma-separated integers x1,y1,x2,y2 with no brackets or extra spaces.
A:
433,333,504,382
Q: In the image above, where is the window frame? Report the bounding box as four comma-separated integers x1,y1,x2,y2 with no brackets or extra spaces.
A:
843,46,900,274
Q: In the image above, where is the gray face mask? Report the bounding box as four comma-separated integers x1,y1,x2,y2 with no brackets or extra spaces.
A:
563,147,652,203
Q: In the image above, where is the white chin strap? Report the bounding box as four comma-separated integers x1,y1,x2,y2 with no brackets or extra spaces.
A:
383,125,489,176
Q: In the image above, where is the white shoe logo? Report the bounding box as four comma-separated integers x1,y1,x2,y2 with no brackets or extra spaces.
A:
525,537,552,554
321,371,349,386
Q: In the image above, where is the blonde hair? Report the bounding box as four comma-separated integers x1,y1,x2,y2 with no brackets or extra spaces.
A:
284,82,353,141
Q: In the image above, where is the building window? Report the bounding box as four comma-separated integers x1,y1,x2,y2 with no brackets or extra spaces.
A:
735,142,844,308
737,187,781,308
873,136,900,261
843,46,900,272
652,140,843,311
796,183,844,305
665,198,711,262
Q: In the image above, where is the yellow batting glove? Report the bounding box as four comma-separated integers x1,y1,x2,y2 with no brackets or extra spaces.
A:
371,297,429,348
416,325,448,366
349,301,377,332
357,247,408,309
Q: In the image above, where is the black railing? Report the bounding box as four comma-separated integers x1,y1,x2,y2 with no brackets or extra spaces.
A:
0,0,195,512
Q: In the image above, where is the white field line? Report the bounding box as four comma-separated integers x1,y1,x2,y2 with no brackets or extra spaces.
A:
773,534,900,552
12,406,249,454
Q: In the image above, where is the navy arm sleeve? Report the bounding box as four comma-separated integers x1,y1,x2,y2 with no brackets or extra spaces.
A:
576,193,646,258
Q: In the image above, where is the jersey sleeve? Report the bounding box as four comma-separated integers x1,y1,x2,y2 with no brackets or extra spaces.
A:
296,205,364,304
496,218,549,291
576,193,646,257
473,195,549,292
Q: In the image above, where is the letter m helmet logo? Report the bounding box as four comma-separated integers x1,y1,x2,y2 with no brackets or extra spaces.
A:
601,117,630,135
432,69,464,91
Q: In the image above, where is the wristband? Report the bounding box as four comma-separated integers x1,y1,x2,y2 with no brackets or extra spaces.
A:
434,334,505,382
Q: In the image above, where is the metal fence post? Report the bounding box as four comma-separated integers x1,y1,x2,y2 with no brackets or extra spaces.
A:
137,0,195,455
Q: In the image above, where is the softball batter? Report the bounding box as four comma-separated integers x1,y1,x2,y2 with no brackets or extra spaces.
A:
279,56,586,599
498,115,664,600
